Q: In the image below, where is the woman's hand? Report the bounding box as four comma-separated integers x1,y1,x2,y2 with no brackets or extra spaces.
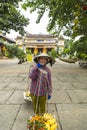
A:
37,63,42,68
48,95,51,100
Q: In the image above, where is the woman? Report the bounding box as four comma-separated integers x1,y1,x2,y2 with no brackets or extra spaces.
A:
29,53,53,115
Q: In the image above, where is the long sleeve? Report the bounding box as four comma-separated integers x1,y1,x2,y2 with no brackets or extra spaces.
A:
29,65,38,79
29,65,52,96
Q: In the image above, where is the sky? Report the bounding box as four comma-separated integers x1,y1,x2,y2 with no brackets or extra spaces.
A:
6,5,49,40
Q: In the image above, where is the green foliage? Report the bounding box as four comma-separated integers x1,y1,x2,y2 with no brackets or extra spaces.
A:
16,48,26,60
26,49,32,54
77,53,87,60
80,53,87,60
72,37,87,60
22,0,87,38
0,0,29,35
48,49,58,59
3,49,14,58
62,39,75,56
63,48,70,55
4,44,17,58
73,37,87,54
5,44,26,60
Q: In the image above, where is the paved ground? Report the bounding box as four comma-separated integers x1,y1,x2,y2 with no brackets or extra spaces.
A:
0,58,87,130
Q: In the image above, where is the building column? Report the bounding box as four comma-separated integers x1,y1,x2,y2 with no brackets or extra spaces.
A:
34,47,38,55
43,47,47,53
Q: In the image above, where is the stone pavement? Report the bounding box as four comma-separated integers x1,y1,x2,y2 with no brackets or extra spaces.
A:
0,58,87,130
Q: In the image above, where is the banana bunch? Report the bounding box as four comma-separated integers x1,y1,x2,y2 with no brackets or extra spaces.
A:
43,113,58,130
44,113,53,120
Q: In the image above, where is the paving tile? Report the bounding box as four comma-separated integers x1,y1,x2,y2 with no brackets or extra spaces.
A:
0,83,9,90
48,90,72,103
4,82,26,90
56,104,87,130
53,81,74,90
72,82,87,89
67,90,87,103
0,105,20,130
3,77,24,83
0,90,14,104
58,76,77,82
6,90,25,104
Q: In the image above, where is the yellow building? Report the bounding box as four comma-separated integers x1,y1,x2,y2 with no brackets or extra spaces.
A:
15,34,57,54
15,34,65,55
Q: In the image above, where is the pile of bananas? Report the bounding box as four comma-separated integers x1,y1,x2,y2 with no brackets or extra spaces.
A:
27,113,58,130
43,113,58,130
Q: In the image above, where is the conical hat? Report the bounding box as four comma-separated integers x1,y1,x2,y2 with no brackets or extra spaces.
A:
33,53,53,64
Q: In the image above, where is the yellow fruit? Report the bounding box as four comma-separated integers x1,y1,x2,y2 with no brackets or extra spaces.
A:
50,123,58,130
25,91,30,97
45,123,50,130
46,119,56,125
44,113,53,120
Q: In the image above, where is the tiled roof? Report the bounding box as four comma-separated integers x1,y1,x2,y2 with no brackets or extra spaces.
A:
25,34,56,38
0,34,15,43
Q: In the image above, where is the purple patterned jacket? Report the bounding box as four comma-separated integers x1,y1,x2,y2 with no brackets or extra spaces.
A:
29,65,52,96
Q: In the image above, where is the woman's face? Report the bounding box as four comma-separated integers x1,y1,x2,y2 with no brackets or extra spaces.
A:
39,57,48,65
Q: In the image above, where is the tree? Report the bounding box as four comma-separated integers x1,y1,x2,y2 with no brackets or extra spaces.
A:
4,44,26,63
0,0,29,35
73,37,87,54
22,0,87,38
63,39,75,56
